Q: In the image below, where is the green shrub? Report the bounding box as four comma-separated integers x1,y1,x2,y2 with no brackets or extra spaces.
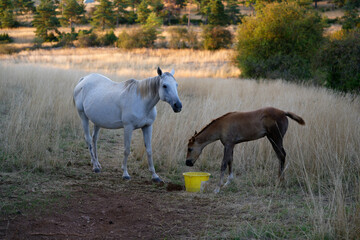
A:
0,33,13,44
168,26,199,49
117,27,158,49
97,30,118,46
235,2,324,80
56,30,78,47
202,26,233,50
314,29,360,92
76,30,99,47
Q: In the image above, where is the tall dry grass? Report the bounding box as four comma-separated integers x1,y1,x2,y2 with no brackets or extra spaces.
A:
0,48,240,79
0,53,359,238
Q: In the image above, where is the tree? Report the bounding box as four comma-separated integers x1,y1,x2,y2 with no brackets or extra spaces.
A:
315,30,360,92
196,0,210,23
225,0,241,24
113,0,129,27
60,0,85,28
136,0,150,24
235,2,324,80
163,0,181,25
208,0,228,26
32,0,60,41
13,0,35,15
91,0,114,30
0,0,15,28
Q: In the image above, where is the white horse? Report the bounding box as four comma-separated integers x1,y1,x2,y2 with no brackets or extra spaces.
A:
73,67,182,182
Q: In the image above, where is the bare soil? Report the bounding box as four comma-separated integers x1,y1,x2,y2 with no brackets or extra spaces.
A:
3,177,216,240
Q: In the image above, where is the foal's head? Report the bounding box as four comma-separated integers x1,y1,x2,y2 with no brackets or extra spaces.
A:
186,132,202,167
157,67,182,113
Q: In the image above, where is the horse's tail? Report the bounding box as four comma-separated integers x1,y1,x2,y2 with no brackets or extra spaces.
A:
285,112,305,125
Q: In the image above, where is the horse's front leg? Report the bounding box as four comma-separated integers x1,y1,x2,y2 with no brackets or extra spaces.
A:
214,144,234,193
122,125,133,180
142,125,162,182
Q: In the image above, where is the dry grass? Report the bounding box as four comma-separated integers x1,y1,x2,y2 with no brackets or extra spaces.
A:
1,48,360,238
0,48,240,78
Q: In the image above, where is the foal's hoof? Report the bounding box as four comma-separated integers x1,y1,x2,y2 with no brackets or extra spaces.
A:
152,177,163,183
122,176,131,181
94,168,101,173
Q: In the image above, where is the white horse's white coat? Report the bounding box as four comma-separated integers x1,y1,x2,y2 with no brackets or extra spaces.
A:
73,68,182,181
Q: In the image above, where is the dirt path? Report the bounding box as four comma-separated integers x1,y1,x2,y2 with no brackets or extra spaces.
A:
3,177,220,239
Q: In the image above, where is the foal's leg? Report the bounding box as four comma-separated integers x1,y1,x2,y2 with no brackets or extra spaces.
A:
142,125,162,182
224,148,234,187
92,125,101,173
267,125,286,182
122,125,133,180
78,112,97,172
214,144,234,193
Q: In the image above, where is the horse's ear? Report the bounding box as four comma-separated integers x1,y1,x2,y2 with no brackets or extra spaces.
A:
170,69,175,76
157,67,162,76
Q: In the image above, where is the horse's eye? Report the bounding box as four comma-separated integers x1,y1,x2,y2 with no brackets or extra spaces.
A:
163,85,167,89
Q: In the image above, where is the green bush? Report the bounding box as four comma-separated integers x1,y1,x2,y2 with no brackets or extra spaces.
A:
314,29,360,92
56,30,78,47
97,30,118,46
117,27,158,49
0,33,13,44
202,26,233,50
76,30,99,47
168,26,199,49
235,2,324,80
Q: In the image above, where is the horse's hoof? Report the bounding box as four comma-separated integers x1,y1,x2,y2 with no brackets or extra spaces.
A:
123,176,131,181
94,168,101,173
152,177,163,183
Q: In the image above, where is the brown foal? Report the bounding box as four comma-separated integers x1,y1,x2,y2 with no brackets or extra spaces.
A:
185,107,305,193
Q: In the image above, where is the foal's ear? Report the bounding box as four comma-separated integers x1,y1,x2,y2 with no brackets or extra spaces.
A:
194,131,197,135
170,69,175,76
157,67,162,76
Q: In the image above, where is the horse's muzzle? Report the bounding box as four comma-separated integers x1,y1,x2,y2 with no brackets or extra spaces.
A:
172,101,182,113
186,159,194,167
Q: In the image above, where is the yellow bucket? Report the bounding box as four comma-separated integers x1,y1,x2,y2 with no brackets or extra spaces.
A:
183,172,211,192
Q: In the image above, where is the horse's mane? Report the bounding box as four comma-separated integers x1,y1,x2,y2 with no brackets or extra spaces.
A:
124,76,160,99
192,112,234,139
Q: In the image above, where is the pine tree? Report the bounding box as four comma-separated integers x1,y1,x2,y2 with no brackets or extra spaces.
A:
32,0,59,41
13,0,35,15
0,0,15,28
136,0,150,24
91,0,114,30
61,0,85,29
196,0,211,24
113,0,128,27
208,0,228,26
225,0,241,24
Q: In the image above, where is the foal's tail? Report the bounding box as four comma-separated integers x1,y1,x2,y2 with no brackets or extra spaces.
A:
285,112,305,125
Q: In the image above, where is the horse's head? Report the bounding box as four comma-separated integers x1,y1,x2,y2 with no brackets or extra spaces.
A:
157,67,182,113
186,132,202,167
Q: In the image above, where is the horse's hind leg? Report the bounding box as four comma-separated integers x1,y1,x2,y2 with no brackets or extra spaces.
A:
142,125,161,182
78,112,97,172
92,125,101,173
266,124,286,182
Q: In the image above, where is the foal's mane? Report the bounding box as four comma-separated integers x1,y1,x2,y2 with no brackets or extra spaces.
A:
124,76,160,99
192,112,234,139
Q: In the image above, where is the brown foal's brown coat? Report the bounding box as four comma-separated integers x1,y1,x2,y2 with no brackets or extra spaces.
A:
186,107,305,192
